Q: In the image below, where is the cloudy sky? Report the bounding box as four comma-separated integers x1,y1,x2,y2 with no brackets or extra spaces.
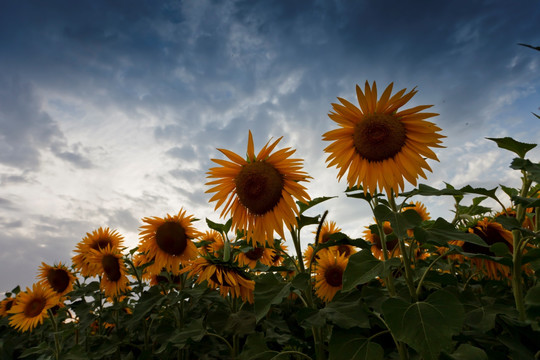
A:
1,0,539,292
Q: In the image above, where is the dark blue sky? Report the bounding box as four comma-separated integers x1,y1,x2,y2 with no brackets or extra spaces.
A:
1,0,539,291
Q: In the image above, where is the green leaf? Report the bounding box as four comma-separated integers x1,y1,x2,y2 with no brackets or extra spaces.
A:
206,218,232,234
486,137,537,158
297,214,321,229
382,289,465,360
459,185,498,200
400,183,464,197
297,196,336,214
511,195,540,207
320,292,370,329
238,333,273,360
443,344,488,360
342,249,401,291
254,273,292,322
373,204,423,238
225,310,256,336
493,215,522,230
525,285,540,307
500,184,519,198
510,158,540,183
329,328,384,360
414,218,487,247
291,272,311,292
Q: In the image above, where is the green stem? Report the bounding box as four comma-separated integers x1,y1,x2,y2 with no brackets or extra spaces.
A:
205,332,233,353
388,192,417,301
416,250,453,298
369,199,396,296
47,309,61,360
511,172,532,321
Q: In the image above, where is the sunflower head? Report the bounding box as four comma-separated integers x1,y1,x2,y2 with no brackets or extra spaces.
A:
323,81,445,195
363,222,398,260
198,230,225,256
0,297,16,318
206,131,311,245
89,245,130,298
37,262,76,298
314,251,348,302
138,208,201,275
72,227,125,277
8,283,58,332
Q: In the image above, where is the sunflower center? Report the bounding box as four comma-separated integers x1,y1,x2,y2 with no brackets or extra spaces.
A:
155,222,187,256
321,233,330,243
353,113,406,161
47,269,70,293
235,161,284,216
245,247,264,260
324,265,344,287
102,254,121,282
24,297,46,318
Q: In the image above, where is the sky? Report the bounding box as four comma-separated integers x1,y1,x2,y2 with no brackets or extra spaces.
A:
1,0,540,292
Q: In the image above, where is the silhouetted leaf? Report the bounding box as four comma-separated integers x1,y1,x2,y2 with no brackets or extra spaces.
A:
487,137,537,159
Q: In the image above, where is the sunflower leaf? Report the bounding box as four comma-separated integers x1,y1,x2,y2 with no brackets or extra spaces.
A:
413,218,487,247
511,195,540,207
342,249,401,291
381,289,465,360
459,185,498,200
486,137,537,159
399,183,464,197
329,328,384,360
493,215,522,230
442,344,488,360
373,205,423,238
254,273,291,322
297,196,336,214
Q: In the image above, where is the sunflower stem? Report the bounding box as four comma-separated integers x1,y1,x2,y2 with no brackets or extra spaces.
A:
389,191,417,301
47,309,61,360
369,198,396,297
511,172,532,321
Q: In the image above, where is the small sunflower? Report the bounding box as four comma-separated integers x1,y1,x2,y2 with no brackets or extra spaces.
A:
323,81,445,195
451,218,516,280
206,131,311,245
314,251,348,302
270,242,288,266
138,208,201,276
72,227,125,277
8,283,57,332
89,246,130,298
314,220,356,259
37,262,76,298
236,246,276,269
183,257,255,303
0,297,15,317
363,221,398,260
198,230,224,256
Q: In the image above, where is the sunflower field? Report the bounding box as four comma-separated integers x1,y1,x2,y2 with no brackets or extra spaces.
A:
1,80,539,360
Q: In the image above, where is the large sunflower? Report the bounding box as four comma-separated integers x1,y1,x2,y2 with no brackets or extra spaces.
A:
89,246,130,298
138,208,201,276
206,131,310,245
314,251,348,302
37,262,76,299
8,283,57,332
183,257,255,303
323,81,444,195
72,227,125,277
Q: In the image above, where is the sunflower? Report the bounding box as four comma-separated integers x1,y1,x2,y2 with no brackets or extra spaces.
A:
0,297,15,317
450,218,515,280
89,246,130,298
236,246,276,269
363,221,398,260
323,81,444,195
8,283,57,332
37,262,76,298
72,227,125,277
198,230,224,256
314,251,348,302
183,257,255,303
206,131,311,245
315,220,356,259
138,208,201,276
